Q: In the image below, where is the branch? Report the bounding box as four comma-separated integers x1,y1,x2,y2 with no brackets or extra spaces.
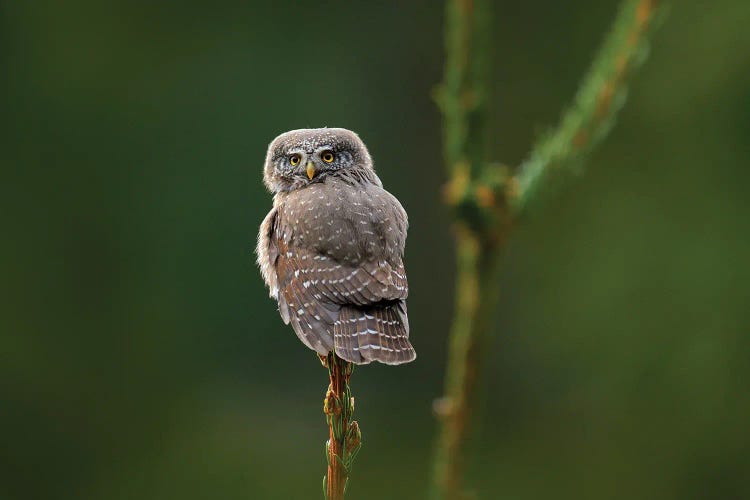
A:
322,353,361,500
432,1,664,499
431,227,502,500
435,0,502,236
509,0,663,213
432,1,499,499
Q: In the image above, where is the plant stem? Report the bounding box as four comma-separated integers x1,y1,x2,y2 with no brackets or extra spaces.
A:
510,0,663,212
438,0,491,181
432,0,663,498
432,227,502,499
432,0,497,497
323,353,361,500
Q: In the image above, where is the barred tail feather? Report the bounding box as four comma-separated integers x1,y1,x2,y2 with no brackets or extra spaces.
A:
334,301,416,365
332,307,366,364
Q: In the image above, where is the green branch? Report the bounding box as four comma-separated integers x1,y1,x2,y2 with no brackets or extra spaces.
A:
435,0,501,236
432,1,664,498
510,0,664,213
432,1,500,499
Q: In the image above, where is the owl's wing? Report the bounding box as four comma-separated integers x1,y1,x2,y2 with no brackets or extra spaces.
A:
256,208,280,299
276,243,407,308
275,236,414,364
274,239,344,356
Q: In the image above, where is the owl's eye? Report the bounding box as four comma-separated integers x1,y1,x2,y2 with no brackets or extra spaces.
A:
289,154,301,166
321,151,335,163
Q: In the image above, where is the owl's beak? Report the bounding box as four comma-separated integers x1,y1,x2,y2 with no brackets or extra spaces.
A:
306,161,316,180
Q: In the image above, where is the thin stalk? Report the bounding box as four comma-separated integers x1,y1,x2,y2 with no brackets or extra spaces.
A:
510,0,663,212
432,227,502,499
323,353,361,500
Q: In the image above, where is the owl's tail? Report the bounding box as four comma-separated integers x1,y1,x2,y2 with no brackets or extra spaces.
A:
333,301,416,365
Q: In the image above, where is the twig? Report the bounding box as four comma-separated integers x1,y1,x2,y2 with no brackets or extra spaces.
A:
510,0,663,213
431,1,663,498
322,353,361,500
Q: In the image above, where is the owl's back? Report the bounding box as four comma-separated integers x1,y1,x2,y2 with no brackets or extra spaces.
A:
263,177,415,364
276,178,407,264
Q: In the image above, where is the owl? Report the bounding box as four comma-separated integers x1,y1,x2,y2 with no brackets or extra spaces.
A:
256,128,416,365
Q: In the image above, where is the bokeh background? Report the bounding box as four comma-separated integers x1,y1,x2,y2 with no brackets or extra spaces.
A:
3,1,749,498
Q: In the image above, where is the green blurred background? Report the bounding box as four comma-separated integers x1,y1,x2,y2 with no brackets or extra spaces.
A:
2,1,749,498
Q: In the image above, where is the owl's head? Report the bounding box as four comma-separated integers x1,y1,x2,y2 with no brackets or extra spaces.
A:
263,128,379,193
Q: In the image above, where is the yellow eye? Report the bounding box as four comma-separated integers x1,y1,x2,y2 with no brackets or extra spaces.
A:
289,154,301,166
322,152,335,163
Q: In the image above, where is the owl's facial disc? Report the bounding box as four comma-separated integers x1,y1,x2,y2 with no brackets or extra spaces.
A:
264,128,377,193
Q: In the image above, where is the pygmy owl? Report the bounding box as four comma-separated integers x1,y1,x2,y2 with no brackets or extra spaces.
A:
256,128,416,365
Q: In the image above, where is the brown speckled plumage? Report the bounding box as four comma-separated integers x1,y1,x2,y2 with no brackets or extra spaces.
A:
257,128,416,365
